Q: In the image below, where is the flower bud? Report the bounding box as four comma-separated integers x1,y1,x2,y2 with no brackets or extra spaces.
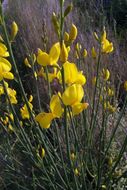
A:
10,21,18,41
60,41,68,63
69,24,77,41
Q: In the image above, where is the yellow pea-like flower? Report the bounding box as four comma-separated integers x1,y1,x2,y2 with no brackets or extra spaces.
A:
0,43,9,57
36,94,63,129
58,61,86,85
69,24,78,41
37,42,60,66
20,95,33,119
62,84,84,106
0,57,14,81
72,102,89,116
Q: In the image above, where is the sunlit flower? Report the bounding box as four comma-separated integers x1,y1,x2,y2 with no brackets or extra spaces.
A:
7,87,17,104
36,94,63,129
20,95,33,119
101,28,113,53
72,102,89,116
38,67,58,82
0,57,14,81
58,61,86,85
37,42,60,66
24,57,31,68
0,43,9,57
62,84,84,106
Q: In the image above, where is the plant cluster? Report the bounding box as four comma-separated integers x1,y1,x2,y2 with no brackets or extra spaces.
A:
0,0,127,189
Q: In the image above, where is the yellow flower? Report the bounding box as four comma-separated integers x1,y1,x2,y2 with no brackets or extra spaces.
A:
69,24,78,41
101,29,113,53
62,84,84,106
0,57,14,81
20,95,33,119
37,42,60,66
24,57,31,68
0,43,9,57
7,87,17,104
58,61,86,85
36,94,63,129
60,41,68,63
124,81,127,91
10,21,18,41
91,47,97,58
102,68,110,81
72,102,89,116
38,67,58,82
107,88,114,97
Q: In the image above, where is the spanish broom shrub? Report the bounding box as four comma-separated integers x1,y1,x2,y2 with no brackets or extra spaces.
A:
0,0,127,189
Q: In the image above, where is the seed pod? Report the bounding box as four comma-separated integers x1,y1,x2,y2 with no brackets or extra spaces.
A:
64,3,73,17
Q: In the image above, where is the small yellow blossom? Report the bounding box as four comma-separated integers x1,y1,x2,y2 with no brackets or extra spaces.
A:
37,42,60,66
0,57,14,81
0,43,9,57
101,29,113,53
24,57,31,68
36,94,63,129
20,95,33,119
